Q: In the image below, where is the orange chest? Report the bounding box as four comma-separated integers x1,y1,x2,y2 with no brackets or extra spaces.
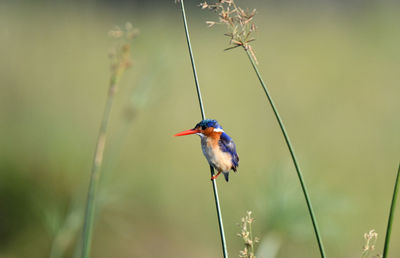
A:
205,133,221,148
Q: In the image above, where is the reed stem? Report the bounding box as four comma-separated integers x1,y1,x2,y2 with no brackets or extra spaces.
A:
382,162,400,258
244,48,326,258
81,80,118,258
179,1,228,257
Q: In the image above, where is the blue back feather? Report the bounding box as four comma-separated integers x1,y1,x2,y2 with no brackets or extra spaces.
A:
219,132,239,169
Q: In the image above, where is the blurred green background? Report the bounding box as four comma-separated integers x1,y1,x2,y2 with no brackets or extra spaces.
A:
0,0,399,257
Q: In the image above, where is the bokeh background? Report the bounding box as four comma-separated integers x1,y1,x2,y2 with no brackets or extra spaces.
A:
1,0,399,257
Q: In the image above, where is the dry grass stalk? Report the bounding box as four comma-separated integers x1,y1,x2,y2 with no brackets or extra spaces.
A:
238,211,259,258
362,229,380,258
81,23,138,258
108,23,139,87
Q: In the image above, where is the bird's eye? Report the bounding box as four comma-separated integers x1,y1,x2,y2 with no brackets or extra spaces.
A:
202,126,206,130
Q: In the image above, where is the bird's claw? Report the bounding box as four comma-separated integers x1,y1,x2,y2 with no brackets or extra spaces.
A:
211,171,222,180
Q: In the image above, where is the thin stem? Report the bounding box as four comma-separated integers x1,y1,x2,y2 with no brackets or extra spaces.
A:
244,48,326,258
81,82,117,258
383,162,400,258
210,166,228,257
179,1,228,257
179,0,206,120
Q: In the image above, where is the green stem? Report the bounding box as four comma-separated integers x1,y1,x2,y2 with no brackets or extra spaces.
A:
179,1,228,257
383,162,400,258
179,0,205,119
81,82,117,258
244,48,326,258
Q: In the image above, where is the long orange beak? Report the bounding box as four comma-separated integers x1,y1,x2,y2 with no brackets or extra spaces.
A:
174,129,199,136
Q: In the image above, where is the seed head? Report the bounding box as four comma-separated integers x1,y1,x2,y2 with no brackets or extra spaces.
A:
362,229,380,258
238,211,258,258
108,23,139,86
200,0,258,63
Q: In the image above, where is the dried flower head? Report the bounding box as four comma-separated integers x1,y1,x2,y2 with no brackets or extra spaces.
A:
200,0,258,63
362,229,380,258
238,211,259,258
108,23,139,87
108,26,124,39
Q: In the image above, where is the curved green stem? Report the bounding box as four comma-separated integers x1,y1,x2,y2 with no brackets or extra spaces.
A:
81,82,117,258
179,1,228,257
383,162,400,258
244,48,326,258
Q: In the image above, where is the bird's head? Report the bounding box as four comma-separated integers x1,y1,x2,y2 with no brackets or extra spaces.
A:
174,119,224,138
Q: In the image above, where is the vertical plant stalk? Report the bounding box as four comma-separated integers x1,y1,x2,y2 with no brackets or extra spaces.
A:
382,162,400,258
199,2,325,255
81,80,117,258
238,211,258,258
179,1,228,257
81,25,135,257
245,49,326,258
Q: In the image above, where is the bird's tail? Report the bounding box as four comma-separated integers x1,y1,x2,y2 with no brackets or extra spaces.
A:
223,172,229,182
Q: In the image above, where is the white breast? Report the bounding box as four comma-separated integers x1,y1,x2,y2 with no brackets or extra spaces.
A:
201,137,232,173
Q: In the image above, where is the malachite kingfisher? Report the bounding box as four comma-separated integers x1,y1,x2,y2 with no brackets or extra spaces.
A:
174,119,239,182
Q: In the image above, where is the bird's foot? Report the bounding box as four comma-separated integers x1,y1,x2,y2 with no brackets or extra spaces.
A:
211,171,221,180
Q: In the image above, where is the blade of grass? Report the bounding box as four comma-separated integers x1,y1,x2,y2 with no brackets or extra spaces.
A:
179,1,228,257
244,48,326,258
382,162,400,258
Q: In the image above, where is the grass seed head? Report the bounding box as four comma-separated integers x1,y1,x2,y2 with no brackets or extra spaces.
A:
200,0,258,62
108,23,139,86
238,211,258,258
362,229,380,258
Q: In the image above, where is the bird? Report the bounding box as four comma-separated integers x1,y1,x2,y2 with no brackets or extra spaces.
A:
174,119,239,182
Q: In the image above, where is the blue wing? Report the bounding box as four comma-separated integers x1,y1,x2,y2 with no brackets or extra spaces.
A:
219,132,239,171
